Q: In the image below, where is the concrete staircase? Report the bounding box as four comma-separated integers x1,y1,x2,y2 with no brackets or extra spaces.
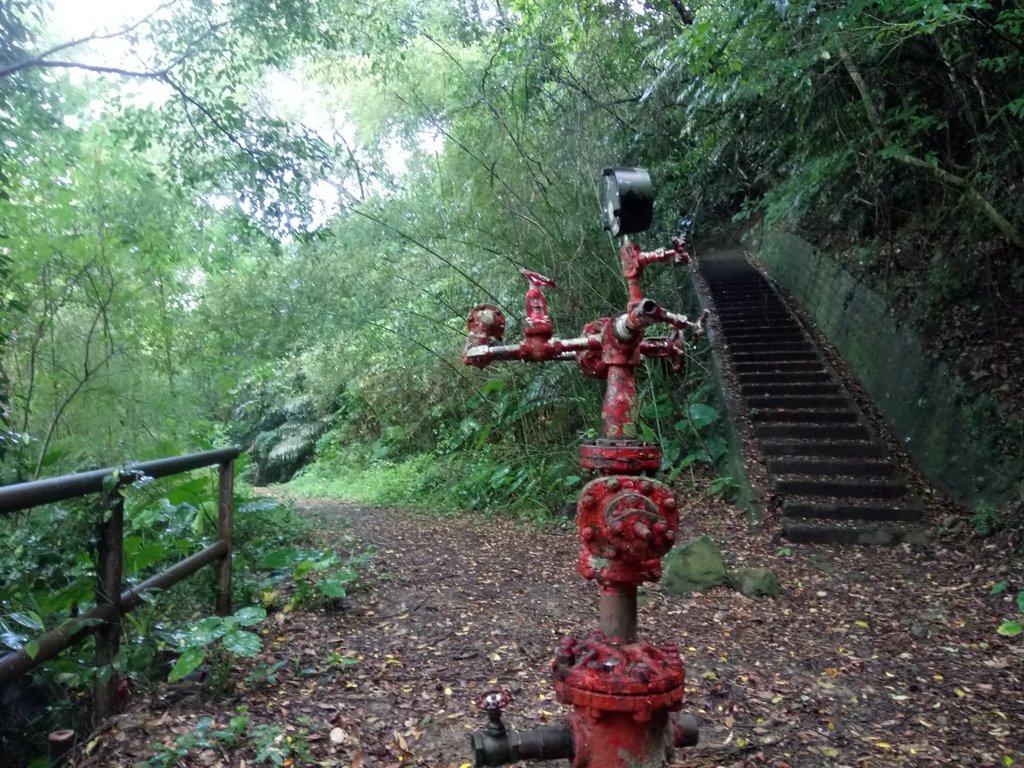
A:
695,250,923,544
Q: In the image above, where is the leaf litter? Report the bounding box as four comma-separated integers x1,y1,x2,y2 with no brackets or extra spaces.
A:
74,492,1022,767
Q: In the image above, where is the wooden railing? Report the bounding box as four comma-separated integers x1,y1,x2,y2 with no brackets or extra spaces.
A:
0,447,240,719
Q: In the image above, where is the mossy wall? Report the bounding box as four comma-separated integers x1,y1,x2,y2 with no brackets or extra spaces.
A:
753,230,1022,507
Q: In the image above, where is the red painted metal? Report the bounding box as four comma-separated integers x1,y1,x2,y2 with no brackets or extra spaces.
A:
576,475,678,582
463,236,708,768
578,439,660,474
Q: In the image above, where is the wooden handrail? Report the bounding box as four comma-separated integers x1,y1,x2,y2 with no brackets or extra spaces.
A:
0,447,241,721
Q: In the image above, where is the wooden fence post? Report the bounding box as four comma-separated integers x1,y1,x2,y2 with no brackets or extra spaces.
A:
94,486,124,722
216,460,234,616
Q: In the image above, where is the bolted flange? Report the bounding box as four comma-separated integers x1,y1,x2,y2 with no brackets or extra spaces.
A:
552,634,684,715
575,475,678,586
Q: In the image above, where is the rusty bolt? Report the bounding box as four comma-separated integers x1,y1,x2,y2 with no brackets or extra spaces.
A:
607,478,621,491
665,529,676,542
581,526,596,541
610,520,624,534
638,480,652,493
633,522,651,539
653,521,668,534
664,495,677,510
581,493,595,508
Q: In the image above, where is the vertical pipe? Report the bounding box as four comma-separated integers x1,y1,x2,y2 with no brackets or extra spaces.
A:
602,365,639,438
216,460,234,617
48,730,75,766
94,489,124,722
598,585,637,644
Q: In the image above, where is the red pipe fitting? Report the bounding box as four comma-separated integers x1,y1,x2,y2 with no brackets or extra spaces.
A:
576,475,678,581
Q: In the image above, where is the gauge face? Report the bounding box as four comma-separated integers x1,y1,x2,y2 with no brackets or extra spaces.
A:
602,172,622,236
601,167,654,236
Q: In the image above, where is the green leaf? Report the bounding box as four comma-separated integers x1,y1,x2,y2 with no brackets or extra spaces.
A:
260,547,300,569
319,577,348,599
991,580,1007,595
232,606,267,627
221,629,262,657
187,616,227,646
0,630,27,651
1017,590,1024,614
124,537,170,573
685,403,720,430
8,611,44,631
167,476,213,506
169,646,206,682
997,620,1023,637
24,640,40,659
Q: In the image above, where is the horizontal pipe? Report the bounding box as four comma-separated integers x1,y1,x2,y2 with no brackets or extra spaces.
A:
469,725,574,766
0,542,226,686
0,447,240,515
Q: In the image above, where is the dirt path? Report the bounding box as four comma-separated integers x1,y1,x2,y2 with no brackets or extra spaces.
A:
79,495,1022,767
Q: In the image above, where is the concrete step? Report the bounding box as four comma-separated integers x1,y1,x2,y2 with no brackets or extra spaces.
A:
759,439,884,459
773,475,908,498
727,337,810,348
720,313,792,323
731,350,819,362
782,520,927,545
714,302,789,312
782,500,921,522
720,325,803,336
751,409,858,424
719,317,800,327
739,369,831,380
767,457,894,477
738,374,834,387
725,332,807,343
733,366,827,378
747,395,849,410
728,341,814,354
755,423,872,440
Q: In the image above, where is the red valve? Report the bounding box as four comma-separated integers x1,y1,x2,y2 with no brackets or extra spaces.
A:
520,269,555,341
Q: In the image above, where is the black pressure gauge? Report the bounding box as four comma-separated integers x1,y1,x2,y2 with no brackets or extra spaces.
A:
601,167,654,236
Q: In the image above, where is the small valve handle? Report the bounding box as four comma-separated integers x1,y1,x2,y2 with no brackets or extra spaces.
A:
670,236,690,265
476,688,514,712
667,328,685,373
519,268,556,288
476,687,513,739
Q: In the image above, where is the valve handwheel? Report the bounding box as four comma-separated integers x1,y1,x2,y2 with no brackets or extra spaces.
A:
519,268,556,287
476,688,514,712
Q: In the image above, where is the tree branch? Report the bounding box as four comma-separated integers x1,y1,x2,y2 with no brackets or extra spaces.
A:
838,45,1024,250
0,0,182,80
2,59,168,79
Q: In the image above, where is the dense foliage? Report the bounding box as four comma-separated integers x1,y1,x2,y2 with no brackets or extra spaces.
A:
3,0,1021,499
